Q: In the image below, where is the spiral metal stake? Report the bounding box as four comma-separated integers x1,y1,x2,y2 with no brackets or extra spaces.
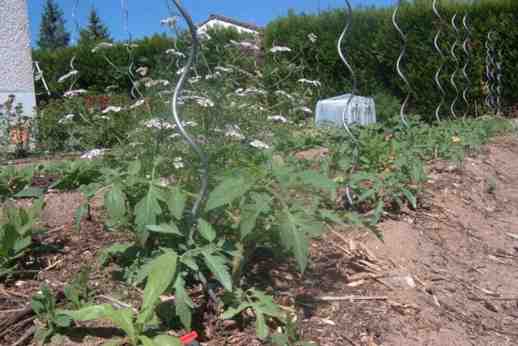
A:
461,13,472,118
170,0,209,222
338,0,358,144
485,31,497,112
392,0,410,128
495,50,503,115
432,0,446,122
337,0,358,207
449,14,460,119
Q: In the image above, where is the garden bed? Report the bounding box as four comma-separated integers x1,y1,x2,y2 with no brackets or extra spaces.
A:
1,135,517,345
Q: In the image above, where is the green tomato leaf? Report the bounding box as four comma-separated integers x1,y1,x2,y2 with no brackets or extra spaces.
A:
255,311,269,340
167,187,186,220
221,302,250,320
279,211,309,273
401,187,417,209
74,203,88,231
135,185,162,230
153,335,182,346
137,251,178,325
198,219,216,242
146,223,182,236
202,252,232,291
174,276,193,330
206,176,254,211
104,184,126,225
139,336,158,346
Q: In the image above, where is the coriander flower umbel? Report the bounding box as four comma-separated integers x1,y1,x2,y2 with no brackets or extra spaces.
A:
102,106,122,114
297,79,322,88
268,115,288,123
144,118,176,130
225,125,245,140
270,46,292,53
230,40,260,51
129,99,145,109
275,90,295,101
64,89,87,97
81,149,106,160
294,106,313,114
165,49,186,58
308,33,318,43
136,66,149,77
173,157,184,169
250,140,270,150
214,66,233,73
58,113,75,124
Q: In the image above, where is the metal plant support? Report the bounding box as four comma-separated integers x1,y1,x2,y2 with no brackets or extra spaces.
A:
170,0,209,221
461,13,472,118
495,50,503,115
337,0,358,143
485,31,499,113
432,0,446,122
449,14,460,118
337,0,357,206
392,0,410,127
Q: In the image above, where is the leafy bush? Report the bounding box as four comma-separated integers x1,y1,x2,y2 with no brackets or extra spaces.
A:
265,0,518,119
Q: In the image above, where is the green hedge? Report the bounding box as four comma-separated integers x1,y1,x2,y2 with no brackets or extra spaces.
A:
33,34,174,99
264,0,518,119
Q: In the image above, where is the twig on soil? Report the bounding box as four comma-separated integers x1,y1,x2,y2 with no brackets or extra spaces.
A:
12,325,36,346
41,258,64,272
314,295,388,302
0,316,34,339
98,295,138,314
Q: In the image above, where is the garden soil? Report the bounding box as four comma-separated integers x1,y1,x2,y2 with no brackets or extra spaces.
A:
1,135,518,346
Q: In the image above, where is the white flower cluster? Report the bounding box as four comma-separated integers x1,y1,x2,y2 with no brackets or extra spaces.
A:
249,140,270,149
294,106,313,114
268,115,288,123
144,118,176,130
235,88,267,97
275,90,295,101
298,79,322,88
81,149,106,160
180,96,214,108
136,66,149,77
64,89,87,97
308,33,318,43
205,71,222,80
58,113,75,124
230,40,260,51
129,99,145,109
144,79,170,88
214,66,233,73
165,49,186,58
102,106,122,114
270,46,292,53
225,125,245,140
173,157,184,169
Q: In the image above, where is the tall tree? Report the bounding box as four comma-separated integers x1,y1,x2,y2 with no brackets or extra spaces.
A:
37,0,70,50
78,7,111,46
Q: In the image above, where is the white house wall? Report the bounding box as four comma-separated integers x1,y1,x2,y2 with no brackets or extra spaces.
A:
0,0,36,117
197,19,258,37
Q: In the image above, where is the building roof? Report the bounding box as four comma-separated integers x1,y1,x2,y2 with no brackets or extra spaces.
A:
197,14,262,32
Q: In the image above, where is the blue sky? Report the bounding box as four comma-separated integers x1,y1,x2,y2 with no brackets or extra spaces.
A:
28,0,392,44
